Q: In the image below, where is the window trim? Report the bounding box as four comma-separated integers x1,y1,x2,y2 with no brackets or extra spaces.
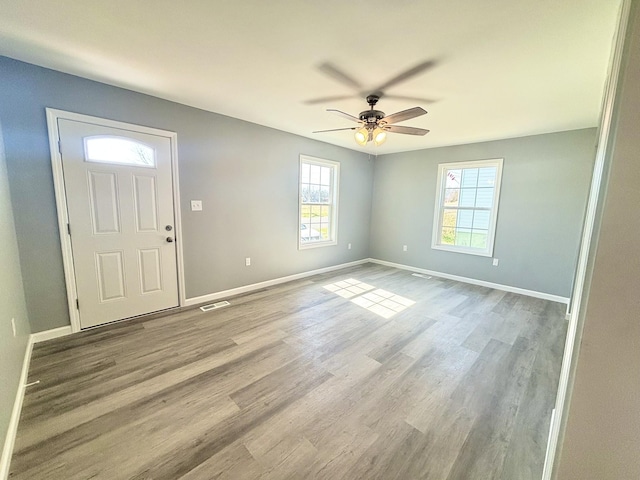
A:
431,158,503,257
298,155,339,250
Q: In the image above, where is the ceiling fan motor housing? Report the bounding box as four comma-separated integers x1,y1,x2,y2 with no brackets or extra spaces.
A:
359,110,385,124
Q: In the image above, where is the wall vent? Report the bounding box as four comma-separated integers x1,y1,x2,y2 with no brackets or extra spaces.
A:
411,273,432,279
200,301,230,312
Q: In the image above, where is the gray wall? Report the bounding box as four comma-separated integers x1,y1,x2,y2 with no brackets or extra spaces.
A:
0,56,373,332
0,119,31,458
370,129,596,298
557,1,640,478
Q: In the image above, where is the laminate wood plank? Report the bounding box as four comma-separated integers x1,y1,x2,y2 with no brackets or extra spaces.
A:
290,422,380,480
14,334,292,451
128,362,333,480
241,354,381,462
21,332,239,421
13,338,297,473
365,315,436,363
10,263,567,479
445,336,539,479
390,406,477,480
342,420,424,480
177,442,264,480
245,435,318,479
500,313,567,480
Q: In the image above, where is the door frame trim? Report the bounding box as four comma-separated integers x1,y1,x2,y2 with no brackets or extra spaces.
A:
46,108,186,333
541,0,632,477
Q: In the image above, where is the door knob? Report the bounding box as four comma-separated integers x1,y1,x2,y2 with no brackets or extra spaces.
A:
166,237,174,243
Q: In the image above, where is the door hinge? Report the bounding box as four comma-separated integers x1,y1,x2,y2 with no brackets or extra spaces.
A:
67,223,71,235
76,299,79,310
58,140,62,154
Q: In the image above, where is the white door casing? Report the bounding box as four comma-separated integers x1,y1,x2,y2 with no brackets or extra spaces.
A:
49,111,182,329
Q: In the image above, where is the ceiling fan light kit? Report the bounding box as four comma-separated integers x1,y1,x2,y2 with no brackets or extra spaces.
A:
355,127,369,146
372,127,387,146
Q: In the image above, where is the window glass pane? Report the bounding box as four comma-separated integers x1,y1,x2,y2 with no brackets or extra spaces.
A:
441,227,455,245
300,223,319,242
455,228,472,246
320,167,331,186
444,189,459,206
310,165,321,184
321,205,330,217
471,230,488,249
458,210,473,228
320,186,330,203
442,209,457,227
301,184,310,202
473,210,490,229
320,223,330,240
460,168,478,187
459,188,477,207
476,188,494,208
301,163,310,183
85,137,155,167
445,169,461,188
478,167,497,187
310,205,322,222
310,185,320,202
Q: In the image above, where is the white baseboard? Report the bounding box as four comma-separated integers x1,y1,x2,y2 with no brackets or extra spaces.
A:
368,258,570,304
184,258,370,307
31,325,73,343
0,337,34,480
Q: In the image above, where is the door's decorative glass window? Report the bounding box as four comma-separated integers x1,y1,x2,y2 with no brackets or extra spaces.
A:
84,136,156,167
299,155,339,248
432,159,503,256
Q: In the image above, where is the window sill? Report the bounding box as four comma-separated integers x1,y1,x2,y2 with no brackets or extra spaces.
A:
298,240,338,250
431,244,493,257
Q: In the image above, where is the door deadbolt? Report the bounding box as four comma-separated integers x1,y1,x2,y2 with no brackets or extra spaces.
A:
165,225,173,231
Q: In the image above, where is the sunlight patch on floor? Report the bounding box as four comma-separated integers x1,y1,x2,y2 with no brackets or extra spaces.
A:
324,278,416,318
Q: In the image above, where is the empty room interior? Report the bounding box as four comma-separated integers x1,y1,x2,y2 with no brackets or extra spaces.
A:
1,1,639,479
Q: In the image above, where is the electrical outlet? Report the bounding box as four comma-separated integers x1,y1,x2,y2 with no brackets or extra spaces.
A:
403,245,408,252
348,243,352,250
492,258,499,266
245,257,251,266
11,318,16,337
190,200,203,211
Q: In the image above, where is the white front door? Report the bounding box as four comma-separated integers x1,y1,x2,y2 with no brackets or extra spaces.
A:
58,118,179,328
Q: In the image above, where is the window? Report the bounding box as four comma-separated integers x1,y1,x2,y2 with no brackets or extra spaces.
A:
432,158,503,256
84,136,156,167
299,155,339,248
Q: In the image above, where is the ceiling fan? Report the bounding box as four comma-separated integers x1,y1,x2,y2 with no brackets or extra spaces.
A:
313,94,429,146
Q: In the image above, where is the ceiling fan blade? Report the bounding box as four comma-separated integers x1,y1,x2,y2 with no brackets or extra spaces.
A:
374,60,437,92
384,125,430,136
304,95,355,105
381,107,427,125
383,94,437,104
318,62,363,90
327,109,362,123
313,127,358,133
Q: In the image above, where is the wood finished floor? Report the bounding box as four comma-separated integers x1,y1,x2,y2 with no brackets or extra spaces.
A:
10,263,567,479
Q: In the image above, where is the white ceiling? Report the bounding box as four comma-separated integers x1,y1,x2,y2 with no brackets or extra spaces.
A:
0,1,622,154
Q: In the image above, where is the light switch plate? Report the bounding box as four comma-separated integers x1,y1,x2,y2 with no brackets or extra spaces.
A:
191,200,203,211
